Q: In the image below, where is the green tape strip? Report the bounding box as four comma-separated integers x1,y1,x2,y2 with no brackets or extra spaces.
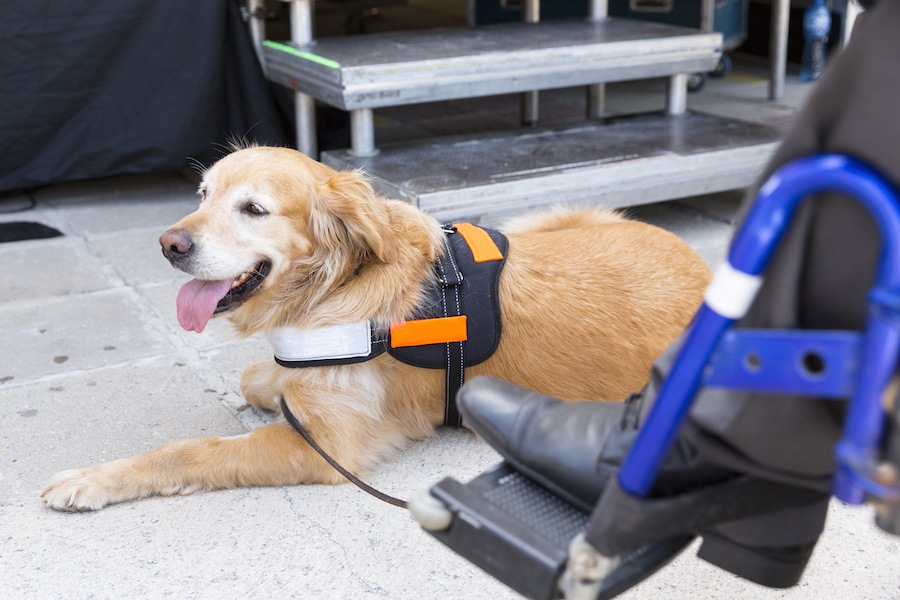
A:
263,40,341,69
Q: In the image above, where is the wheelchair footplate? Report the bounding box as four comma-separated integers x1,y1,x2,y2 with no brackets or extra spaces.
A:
410,462,693,600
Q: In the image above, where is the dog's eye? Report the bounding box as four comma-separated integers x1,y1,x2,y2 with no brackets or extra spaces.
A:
197,185,207,202
242,202,268,217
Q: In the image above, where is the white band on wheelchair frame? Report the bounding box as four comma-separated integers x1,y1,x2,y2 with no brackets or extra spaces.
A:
703,262,763,320
269,321,373,362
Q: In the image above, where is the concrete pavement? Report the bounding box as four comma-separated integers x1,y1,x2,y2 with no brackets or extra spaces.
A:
2,67,900,599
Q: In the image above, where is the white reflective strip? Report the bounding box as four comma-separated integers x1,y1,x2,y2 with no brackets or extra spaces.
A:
703,262,763,320
269,321,372,362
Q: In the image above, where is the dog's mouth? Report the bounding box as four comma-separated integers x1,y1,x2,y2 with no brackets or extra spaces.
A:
214,261,272,314
176,261,271,333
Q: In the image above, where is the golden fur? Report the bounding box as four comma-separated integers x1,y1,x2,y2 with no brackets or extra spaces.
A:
41,147,710,511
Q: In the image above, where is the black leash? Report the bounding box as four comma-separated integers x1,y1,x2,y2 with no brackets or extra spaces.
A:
280,398,408,509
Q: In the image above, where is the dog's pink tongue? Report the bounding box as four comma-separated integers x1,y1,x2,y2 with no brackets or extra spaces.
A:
176,278,233,333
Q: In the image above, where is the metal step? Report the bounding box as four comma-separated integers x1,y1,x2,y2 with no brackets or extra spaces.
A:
263,18,721,110
321,111,782,221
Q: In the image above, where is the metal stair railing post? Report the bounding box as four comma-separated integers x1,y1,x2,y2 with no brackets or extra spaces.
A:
521,0,541,126
286,0,318,157
587,0,608,120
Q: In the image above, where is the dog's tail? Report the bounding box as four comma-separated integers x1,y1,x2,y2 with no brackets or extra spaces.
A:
500,206,625,234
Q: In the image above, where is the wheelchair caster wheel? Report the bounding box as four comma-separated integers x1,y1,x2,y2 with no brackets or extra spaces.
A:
409,487,453,532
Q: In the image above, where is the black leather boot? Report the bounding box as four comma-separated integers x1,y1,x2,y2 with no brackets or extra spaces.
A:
457,376,632,511
457,376,729,508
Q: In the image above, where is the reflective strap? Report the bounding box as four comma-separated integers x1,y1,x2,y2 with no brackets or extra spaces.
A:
453,222,504,263
269,321,373,362
390,316,468,348
703,261,763,320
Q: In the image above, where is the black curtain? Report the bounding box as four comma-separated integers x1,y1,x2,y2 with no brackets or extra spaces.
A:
0,0,292,193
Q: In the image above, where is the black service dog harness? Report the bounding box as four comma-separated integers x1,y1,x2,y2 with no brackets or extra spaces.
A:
270,223,508,427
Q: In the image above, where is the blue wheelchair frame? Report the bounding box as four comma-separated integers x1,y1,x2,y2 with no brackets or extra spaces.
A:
618,154,900,507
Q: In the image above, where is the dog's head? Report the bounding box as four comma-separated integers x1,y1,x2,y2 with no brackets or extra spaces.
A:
160,146,398,333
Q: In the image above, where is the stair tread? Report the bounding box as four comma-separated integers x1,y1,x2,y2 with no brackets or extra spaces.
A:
264,19,721,109
321,111,780,218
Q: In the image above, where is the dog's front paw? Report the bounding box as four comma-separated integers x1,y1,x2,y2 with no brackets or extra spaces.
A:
240,361,281,411
41,466,121,512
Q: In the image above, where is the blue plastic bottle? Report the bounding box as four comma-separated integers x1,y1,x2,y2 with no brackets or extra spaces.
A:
800,0,831,82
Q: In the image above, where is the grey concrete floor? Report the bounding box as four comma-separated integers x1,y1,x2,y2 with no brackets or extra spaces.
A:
2,64,900,599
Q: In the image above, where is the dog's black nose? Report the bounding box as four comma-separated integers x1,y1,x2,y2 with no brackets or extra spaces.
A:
160,229,194,261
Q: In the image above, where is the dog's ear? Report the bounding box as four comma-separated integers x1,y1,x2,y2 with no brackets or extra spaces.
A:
311,171,398,265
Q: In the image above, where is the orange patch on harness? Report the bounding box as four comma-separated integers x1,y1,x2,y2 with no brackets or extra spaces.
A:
390,316,468,348
453,223,504,263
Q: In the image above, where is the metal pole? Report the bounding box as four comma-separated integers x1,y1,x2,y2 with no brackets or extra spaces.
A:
768,0,790,100
587,0,608,120
295,93,318,157
521,0,540,126
589,0,608,20
290,0,318,157
666,73,688,115
699,0,714,33
289,0,313,56
588,84,606,120
350,109,379,157
247,0,266,72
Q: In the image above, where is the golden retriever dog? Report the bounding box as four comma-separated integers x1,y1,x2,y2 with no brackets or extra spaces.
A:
41,146,710,511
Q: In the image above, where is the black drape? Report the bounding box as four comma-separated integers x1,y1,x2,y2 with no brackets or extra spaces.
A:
0,0,292,193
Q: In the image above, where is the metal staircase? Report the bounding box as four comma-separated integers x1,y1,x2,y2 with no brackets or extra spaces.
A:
263,1,783,219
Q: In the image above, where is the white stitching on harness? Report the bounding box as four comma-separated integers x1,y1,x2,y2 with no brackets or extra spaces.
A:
436,237,453,424
442,235,466,403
